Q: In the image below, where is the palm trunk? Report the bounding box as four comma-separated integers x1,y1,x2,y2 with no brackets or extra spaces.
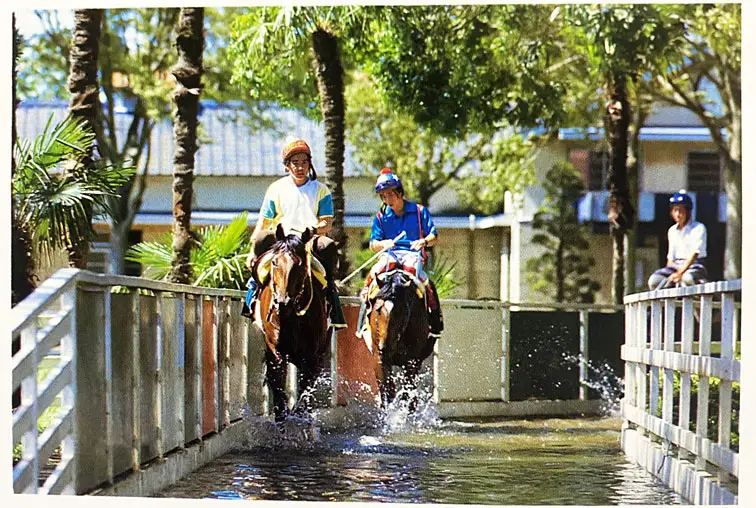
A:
724,154,742,280
604,72,634,305
66,9,102,269
311,28,349,279
625,97,649,295
108,221,130,275
169,8,204,284
11,13,26,409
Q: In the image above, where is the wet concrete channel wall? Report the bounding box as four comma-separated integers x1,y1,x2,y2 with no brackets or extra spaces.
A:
13,269,626,497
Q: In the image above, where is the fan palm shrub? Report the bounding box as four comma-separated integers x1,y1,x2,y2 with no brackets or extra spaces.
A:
126,212,252,290
12,114,134,273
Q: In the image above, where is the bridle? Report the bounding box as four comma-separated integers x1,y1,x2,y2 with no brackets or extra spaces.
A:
267,244,314,321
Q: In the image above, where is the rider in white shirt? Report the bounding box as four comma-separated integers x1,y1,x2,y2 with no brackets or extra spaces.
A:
243,138,346,328
647,189,708,289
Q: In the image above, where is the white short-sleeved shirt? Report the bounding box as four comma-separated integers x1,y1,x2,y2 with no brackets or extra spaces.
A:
259,177,334,235
667,219,707,266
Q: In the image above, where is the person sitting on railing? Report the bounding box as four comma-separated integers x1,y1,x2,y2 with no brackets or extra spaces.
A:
647,189,708,290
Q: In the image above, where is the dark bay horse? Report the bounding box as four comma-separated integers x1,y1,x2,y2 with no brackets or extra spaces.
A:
367,270,437,411
254,225,330,423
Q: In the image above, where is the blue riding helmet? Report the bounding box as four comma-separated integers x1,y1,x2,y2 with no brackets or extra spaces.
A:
375,167,404,194
669,189,693,209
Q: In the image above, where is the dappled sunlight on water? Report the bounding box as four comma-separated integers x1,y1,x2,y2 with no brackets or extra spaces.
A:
156,415,685,505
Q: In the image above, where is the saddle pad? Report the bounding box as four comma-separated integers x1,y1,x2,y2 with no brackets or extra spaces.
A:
255,251,275,285
309,255,328,288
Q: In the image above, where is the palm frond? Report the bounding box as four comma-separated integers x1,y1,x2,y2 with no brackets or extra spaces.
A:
427,251,465,299
125,239,174,280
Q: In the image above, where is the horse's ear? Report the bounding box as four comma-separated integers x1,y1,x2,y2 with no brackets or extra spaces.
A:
275,223,285,241
301,227,313,244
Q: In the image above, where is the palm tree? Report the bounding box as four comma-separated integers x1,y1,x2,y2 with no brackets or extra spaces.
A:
169,7,205,284
12,14,35,307
66,9,103,268
561,5,681,303
230,7,368,279
13,115,133,280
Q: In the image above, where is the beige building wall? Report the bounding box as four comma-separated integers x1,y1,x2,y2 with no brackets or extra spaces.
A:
640,140,714,193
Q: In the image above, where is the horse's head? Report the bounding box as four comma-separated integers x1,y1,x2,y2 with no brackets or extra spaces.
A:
268,224,309,316
370,271,415,350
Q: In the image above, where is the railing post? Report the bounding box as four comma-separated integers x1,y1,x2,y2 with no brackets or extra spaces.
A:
20,322,40,493
678,296,694,462
579,310,589,401
662,299,675,432
718,292,735,485
695,294,712,471
61,287,77,494
131,290,141,472
500,303,511,402
649,300,662,417
103,288,114,485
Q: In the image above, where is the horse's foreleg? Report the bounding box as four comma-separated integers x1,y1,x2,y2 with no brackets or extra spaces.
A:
265,347,289,423
293,365,318,417
382,361,396,409
403,360,422,414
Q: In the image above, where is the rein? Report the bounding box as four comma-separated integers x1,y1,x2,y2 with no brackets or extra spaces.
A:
268,242,315,318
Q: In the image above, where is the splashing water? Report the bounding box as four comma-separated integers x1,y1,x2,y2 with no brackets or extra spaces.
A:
563,353,625,415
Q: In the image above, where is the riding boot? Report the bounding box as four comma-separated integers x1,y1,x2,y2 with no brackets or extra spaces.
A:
326,283,347,329
426,280,444,337
242,278,259,318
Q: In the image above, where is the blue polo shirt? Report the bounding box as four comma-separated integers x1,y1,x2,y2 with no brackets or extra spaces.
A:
370,201,437,251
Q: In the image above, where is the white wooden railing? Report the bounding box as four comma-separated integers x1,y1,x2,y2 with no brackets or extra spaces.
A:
13,268,627,495
12,270,79,494
621,280,741,505
12,268,268,495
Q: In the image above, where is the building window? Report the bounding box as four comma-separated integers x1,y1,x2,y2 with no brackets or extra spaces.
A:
687,151,722,192
568,148,608,191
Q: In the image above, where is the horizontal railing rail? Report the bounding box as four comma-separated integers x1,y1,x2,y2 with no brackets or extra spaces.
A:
14,268,631,495
12,269,79,494
621,279,740,504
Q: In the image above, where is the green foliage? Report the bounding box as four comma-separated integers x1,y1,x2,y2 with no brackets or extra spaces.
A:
558,5,684,82
525,162,600,303
345,73,537,212
12,114,134,262
126,212,252,289
450,134,538,215
426,252,464,300
360,5,582,137
229,6,365,119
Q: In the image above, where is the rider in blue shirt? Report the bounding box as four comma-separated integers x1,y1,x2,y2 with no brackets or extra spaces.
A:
357,168,444,338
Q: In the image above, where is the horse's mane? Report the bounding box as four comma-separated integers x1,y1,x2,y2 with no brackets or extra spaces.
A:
271,234,306,260
375,270,413,301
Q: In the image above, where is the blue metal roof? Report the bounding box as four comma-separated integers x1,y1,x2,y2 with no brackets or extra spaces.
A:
16,99,363,177
559,126,715,142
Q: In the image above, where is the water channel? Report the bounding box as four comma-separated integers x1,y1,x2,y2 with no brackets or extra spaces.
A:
155,407,685,505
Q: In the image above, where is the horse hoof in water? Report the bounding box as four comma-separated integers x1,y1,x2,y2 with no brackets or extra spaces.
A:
276,416,320,442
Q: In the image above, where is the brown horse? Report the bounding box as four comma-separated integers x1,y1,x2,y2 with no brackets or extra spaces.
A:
254,225,330,423
367,270,437,411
